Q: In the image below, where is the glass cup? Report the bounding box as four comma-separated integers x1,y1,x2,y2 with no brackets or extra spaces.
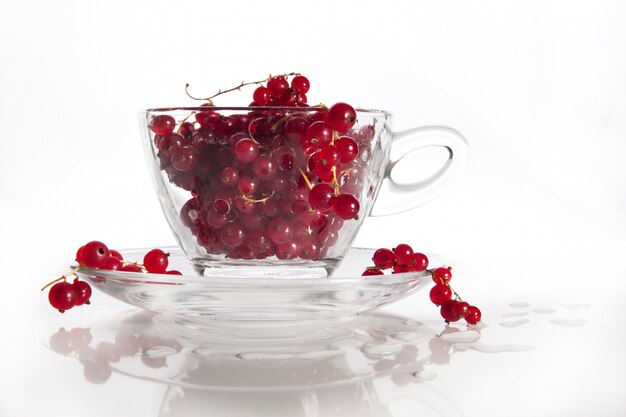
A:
141,107,468,278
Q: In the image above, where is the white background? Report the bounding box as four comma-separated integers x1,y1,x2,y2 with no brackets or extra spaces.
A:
1,0,625,415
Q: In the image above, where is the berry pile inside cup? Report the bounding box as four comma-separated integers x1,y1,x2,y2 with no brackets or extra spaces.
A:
42,74,481,324
153,73,367,261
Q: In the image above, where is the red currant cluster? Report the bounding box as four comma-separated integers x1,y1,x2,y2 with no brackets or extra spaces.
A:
149,73,370,261
362,244,482,325
42,241,180,313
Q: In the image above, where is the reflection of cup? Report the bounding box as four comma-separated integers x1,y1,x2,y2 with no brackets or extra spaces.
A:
141,107,469,277
48,310,470,416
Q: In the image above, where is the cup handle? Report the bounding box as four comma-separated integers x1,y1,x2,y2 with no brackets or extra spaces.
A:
370,125,470,216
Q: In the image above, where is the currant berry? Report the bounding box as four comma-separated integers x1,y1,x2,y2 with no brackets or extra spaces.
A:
291,75,310,94
362,268,384,276
451,301,470,320
333,193,360,220
233,138,259,163
72,279,92,306
466,306,482,325
283,118,308,145
101,257,122,271
372,248,395,269
267,76,289,97
326,102,357,133
440,299,461,322
303,121,333,148
77,241,110,268
267,218,293,244
308,184,335,211
335,136,359,163
49,281,78,313
432,267,452,284
220,222,247,248
407,252,429,272
393,244,413,265
429,284,452,306
253,86,271,106
109,250,123,261
120,264,142,273
143,249,169,273
149,115,176,135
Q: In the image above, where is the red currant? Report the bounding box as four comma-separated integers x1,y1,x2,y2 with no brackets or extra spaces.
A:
432,267,452,284
429,284,452,306
49,281,78,313
393,244,413,265
440,300,461,322
143,249,169,273
308,184,335,211
335,136,359,163
451,301,470,319
362,268,384,276
372,248,395,269
407,252,429,272
466,306,482,325
333,194,360,220
326,102,356,133
77,241,110,268
73,279,92,306
253,86,271,106
291,75,310,94
233,138,259,163
149,115,176,135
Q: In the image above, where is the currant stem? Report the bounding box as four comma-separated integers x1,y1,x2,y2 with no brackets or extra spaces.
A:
271,114,290,133
331,166,341,195
185,72,300,103
241,192,275,204
299,169,313,190
40,276,66,292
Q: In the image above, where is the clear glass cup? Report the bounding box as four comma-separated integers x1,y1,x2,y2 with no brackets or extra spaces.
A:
140,107,468,278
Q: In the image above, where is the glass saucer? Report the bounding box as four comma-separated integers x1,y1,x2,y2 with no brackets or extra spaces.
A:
76,247,442,322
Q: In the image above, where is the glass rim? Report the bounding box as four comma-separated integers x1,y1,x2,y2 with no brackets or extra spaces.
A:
142,106,391,118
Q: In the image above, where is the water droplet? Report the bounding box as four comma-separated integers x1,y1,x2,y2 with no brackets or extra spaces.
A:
191,348,213,356
500,318,530,328
402,319,423,327
549,319,587,327
532,307,556,314
440,329,481,343
361,342,403,356
142,346,178,358
509,301,530,308
501,311,529,317
561,303,591,310
412,371,437,380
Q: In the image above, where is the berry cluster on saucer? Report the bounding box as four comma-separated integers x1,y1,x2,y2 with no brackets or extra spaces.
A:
41,241,177,313
362,244,482,325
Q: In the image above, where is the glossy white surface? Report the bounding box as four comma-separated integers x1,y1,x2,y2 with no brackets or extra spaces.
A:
2,248,625,416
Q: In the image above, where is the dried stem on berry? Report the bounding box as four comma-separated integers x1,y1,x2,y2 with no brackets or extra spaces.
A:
185,72,300,104
40,276,66,291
